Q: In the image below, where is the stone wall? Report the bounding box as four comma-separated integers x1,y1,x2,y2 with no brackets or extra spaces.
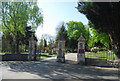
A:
1,54,28,61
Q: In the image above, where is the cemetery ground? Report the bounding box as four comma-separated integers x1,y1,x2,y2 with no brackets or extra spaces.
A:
1,53,119,80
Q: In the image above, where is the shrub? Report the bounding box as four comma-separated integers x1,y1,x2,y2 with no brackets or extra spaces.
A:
64,50,71,53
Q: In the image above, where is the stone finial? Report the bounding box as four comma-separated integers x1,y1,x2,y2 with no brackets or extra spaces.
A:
78,34,85,42
58,33,66,41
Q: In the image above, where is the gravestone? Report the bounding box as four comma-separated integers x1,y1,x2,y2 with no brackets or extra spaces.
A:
77,35,85,65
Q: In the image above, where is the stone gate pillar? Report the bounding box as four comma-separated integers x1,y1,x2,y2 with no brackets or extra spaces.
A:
57,39,65,63
77,35,85,65
28,33,36,61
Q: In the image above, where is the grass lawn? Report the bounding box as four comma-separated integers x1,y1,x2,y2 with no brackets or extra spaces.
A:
36,53,57,59
0,52,6,55
0,52,57,59
21,52,57,58
21,52,29,54
0,52,28,55
0,52,11,55
86,51,116,60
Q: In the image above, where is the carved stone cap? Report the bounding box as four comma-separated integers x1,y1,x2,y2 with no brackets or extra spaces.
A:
58,34,66,41
78,35,85,42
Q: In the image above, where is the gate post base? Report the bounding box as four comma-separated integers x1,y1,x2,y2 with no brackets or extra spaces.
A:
77,61,85,65
56,58,65,63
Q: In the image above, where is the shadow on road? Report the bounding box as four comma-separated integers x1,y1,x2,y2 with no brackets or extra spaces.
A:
2,59,119,80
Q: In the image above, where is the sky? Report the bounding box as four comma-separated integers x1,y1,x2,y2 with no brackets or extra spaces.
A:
36,0,88,40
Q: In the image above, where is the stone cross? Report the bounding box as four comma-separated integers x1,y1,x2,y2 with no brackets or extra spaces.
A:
77,34,85,65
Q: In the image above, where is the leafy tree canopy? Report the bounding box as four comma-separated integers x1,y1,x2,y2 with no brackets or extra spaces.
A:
56,23,68,42
1,2,43,36
66,21,89,40
88,27,110,48
77,2,120,58
1,2,43,54
66,21,90,50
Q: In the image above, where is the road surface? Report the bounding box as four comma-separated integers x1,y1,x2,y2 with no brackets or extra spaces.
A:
1,53,119,80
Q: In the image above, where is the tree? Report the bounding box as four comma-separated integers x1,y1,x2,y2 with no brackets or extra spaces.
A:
77,2,120,58
56,23,68,48
2,34,12,52
66,21,90,50
37,39,44,53
39,39,44,49
44,39,47,47
1,2,43,54
46,35,55,54
88,22,110,48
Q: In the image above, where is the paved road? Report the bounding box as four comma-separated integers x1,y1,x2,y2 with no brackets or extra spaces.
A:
1,53,119,80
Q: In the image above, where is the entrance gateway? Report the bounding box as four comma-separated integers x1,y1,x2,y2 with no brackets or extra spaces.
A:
28,31,37,61
77,35,85,64
56,35,66,63
57,34,86,64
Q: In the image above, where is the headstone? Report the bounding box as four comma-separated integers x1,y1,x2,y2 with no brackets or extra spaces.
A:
77,35,85,65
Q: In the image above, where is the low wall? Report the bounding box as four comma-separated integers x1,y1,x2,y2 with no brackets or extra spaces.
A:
1,54,28,61
85,58,120,68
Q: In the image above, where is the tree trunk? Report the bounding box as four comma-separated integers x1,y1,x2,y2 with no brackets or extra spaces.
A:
11,40,19,54
15,40,19,54
34,43,37,60
114,43,120,59
11,42,15,54
116,47,120,59
110,33,120,59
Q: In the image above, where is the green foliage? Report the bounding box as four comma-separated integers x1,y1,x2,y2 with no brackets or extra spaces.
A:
2,34,12,51
56,23,68,47
66,21,90,50
55,21,110,51
66,21,86,39
36,53,57,59
77,2,119,33
44,39,47,47
56,23,68,41
39,39,44,49
67,37,77,50
77,2,120,58
1,2,43,54
88,22,110,48
1,2,43,36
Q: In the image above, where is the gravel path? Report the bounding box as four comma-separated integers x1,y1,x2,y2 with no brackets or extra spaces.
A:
1,53,119,80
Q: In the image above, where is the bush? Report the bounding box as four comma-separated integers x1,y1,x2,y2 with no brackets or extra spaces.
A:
99,47,107,51
91,47,99,53
64,50,71,53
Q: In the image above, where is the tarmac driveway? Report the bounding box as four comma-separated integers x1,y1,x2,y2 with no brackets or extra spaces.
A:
1,53,119,81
